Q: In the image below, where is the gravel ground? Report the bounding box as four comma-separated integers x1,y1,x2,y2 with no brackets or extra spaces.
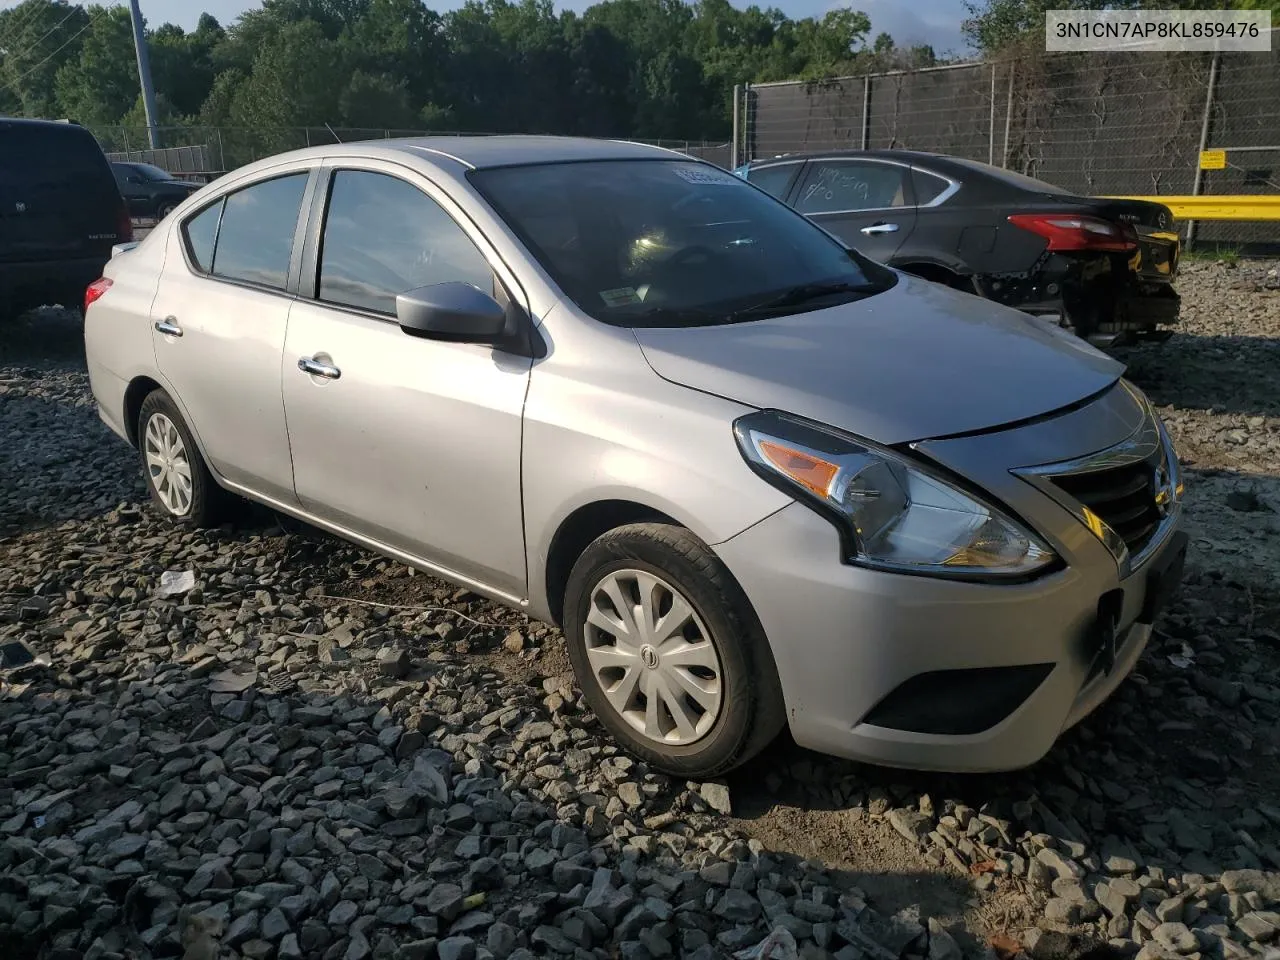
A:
2,261,1280,960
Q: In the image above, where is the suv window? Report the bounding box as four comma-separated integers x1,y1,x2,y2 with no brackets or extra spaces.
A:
795,161,909,214
318,170,492,315
208,173,308,290
746,164,799,200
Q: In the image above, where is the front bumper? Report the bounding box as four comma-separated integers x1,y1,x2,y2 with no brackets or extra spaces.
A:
714,382,1186,773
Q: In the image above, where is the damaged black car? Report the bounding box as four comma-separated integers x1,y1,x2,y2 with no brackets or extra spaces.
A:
736,149,1180,347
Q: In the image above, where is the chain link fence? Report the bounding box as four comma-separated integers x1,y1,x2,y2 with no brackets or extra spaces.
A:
740,35,1280,251
92,125,733,180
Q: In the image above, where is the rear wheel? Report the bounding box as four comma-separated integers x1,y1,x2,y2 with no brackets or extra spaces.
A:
157,201,179,220
562,522,785,778
137,389,226,527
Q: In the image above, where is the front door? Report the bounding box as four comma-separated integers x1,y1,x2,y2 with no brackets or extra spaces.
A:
149,168,314,504
789,159,917,263
281,164,531,598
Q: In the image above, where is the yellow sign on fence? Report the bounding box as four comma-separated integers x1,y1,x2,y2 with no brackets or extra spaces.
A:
1199,149,1226,170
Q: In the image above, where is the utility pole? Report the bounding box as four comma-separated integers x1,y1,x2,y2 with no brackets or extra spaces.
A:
128,0,160,150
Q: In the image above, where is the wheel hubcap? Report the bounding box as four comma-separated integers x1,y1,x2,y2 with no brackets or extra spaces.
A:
143,412,193,516
583,569,723,745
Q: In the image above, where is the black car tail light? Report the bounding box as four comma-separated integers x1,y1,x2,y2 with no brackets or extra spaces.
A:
1008,213,1137,253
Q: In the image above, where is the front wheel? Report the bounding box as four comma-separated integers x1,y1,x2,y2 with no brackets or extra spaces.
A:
562,522,785,778
137,389,226,527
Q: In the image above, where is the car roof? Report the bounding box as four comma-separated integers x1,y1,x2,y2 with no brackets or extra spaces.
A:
247,135,691,173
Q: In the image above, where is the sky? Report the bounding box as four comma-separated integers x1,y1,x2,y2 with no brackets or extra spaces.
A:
1,0,972,56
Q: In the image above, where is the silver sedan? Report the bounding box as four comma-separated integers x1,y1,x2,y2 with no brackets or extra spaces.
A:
83,136,1187,777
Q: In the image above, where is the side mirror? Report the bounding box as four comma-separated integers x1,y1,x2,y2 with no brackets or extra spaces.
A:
395,282,507,343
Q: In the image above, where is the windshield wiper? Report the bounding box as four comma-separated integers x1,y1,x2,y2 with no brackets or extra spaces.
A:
726,280,881,321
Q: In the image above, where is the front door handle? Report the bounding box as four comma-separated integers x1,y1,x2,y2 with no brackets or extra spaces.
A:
298,356,341,380
154,318,182,337
860,222,899,236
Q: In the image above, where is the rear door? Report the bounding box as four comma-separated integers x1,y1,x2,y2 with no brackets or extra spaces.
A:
149,166,316,505
787,158,917,262
0,122,125,264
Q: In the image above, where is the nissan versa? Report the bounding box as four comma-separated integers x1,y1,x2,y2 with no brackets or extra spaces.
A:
83,136,1188,778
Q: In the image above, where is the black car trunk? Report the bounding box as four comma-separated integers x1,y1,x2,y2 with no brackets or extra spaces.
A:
1088,197,1180,282
0,122,125,264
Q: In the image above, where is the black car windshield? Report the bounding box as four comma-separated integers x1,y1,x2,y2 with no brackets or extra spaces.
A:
470,159,893,327
133,163,177,181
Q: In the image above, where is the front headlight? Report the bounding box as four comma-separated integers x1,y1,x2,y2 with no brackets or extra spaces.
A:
733,411,1056,580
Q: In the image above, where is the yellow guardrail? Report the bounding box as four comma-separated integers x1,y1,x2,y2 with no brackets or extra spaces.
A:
1099,195,1280,221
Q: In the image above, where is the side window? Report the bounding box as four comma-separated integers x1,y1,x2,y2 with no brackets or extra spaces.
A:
318,170,492,316
183,199,223,273
209,173,309,290
912,169,953,206
795,162,910,214
746,164,799,200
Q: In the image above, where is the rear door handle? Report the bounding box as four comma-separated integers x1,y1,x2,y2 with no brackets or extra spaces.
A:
298,356,341,380
860,222,899,236
154,318,182,337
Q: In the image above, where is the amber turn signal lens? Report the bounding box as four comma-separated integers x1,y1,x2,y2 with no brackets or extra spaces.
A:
757,439,840,498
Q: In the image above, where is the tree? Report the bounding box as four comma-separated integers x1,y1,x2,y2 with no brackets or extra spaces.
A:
0,0,92,117
53,4,138,126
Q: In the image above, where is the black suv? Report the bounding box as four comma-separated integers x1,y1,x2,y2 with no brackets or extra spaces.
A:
0,117,133,319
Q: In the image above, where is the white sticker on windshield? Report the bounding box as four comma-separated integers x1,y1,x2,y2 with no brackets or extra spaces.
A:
673,166,736,186
600,286,642,307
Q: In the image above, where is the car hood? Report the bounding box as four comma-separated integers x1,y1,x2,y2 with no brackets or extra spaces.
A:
632,273,1124,446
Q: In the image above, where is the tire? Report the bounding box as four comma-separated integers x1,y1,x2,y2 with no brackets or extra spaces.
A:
157,202,178,220
562,522,786,778
136,389,226,527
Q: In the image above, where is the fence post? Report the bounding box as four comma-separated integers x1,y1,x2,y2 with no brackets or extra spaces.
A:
988,62,997,165
1002,61,1015,168
860,74,871,150
731,83,742,170
744,83,753,162
217,129,226,175
1187,51,1221,249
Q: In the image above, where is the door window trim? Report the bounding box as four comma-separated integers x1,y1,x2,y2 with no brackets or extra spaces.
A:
749,156,961,215
792,157,917,218
297,157,533,326
294,158,544,359
175,165,321,300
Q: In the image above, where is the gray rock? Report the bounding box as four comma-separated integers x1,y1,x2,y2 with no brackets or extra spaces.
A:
714,890,761,923
927,919,962,960
700,782,732,816
888,808,932,845
427,883,465,922
438,936,477,960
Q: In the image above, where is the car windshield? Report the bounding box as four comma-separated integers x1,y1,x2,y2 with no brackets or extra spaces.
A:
470,159,892,327
133,163,177,181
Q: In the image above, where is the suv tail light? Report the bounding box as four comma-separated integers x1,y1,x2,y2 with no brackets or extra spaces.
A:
117,203,134,243
1008,214,1137,252
85,277,113,312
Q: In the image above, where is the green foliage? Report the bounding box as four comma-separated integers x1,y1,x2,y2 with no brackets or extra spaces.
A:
0,0,922,141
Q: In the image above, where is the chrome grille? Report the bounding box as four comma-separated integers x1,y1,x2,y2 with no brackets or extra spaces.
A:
1048,454,1162,556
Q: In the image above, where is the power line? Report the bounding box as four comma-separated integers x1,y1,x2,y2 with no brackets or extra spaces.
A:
3,3,117,95
0,5,85,62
